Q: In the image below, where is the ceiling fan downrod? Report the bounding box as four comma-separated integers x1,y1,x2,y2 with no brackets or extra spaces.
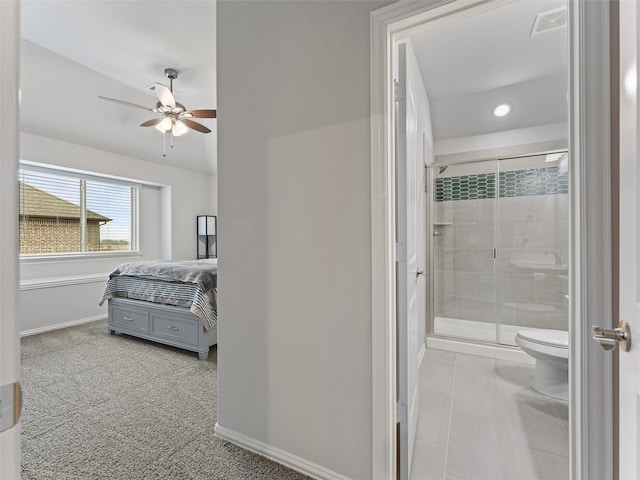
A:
165,68,178,94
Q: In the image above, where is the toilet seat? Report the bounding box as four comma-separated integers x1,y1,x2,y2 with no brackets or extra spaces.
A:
516,329,568,348
515,329,569,361
515,329,569,400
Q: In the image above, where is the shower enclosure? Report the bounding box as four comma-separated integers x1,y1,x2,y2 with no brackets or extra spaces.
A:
428,153,569,346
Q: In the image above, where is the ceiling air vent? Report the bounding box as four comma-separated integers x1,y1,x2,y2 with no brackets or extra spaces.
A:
530,6,568,37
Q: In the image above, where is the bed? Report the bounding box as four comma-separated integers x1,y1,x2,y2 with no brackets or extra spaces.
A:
100,259,218,360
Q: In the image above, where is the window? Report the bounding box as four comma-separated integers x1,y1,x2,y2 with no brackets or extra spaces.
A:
18,164,139,256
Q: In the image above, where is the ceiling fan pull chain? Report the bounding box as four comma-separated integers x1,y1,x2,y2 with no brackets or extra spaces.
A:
163,131,167,157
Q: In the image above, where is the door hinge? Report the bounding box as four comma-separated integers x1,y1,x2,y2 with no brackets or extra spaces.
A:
396,242,407,263
424,165,429,194
396,402,408,424
0,382,22,433
394,80,405,103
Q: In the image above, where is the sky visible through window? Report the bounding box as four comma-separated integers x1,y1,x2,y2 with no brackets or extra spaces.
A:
87,181,131,242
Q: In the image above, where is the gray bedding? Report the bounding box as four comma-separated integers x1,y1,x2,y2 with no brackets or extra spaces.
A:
100,259,217,330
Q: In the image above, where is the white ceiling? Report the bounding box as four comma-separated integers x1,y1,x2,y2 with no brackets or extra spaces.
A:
410,0,568,140
19,0,567,174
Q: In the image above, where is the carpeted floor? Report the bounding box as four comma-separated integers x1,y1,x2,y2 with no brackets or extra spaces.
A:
20,319,310,480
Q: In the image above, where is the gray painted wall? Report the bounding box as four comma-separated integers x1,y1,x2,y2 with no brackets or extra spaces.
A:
216,1,389,478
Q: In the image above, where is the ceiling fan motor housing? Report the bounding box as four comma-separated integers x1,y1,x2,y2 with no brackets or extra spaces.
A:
165,68,179,80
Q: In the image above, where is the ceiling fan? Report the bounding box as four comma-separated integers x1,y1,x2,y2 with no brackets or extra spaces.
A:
99,68,216,154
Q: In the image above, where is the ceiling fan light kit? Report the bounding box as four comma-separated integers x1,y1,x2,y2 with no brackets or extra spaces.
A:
172,119,188,137
98,67,216,156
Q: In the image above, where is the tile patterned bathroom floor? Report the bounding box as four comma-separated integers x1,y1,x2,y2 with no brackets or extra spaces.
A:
410,349,569,480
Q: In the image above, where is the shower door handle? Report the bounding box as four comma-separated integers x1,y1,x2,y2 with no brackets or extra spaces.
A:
592,321,631,352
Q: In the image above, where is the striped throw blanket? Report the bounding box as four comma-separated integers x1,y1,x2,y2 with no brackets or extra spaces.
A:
100,259,217,330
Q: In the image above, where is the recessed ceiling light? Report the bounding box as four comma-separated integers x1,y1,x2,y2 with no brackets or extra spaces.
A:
493,103,511,117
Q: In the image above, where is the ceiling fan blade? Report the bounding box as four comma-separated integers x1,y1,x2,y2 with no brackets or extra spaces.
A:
140,118,163,127
98,96,154,112
182,118,212,134
184,109,217,118
153,83,176,108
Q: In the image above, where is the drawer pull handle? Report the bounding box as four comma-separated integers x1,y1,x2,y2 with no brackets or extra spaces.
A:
123,316,134,321
167,326,179,331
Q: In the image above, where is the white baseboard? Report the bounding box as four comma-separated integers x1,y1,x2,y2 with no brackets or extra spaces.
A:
20,314,107,337
214,423,351,480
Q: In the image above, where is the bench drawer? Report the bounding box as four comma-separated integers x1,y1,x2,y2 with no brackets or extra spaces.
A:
150,313,199,345
110,306,149,333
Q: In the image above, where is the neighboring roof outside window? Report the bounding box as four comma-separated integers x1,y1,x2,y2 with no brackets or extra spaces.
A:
18,182,111,223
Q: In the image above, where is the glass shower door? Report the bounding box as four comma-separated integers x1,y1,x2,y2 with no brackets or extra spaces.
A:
429,160,499,343
428,153,569,346
496,154,569,346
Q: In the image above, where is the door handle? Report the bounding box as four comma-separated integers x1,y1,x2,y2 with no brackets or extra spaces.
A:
415,269,425,279
592,320,631,352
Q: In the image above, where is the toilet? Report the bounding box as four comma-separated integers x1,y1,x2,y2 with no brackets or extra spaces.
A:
515,329,569,401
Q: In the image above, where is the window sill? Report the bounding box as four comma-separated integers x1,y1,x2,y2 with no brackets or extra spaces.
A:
20,251,143,264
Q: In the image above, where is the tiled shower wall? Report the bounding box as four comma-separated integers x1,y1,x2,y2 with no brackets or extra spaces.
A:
433,166,569,333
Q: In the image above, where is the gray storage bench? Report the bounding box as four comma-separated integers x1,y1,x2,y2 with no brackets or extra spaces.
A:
109,297,217,360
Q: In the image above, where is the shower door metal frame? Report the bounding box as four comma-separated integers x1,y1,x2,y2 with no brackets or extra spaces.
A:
426,158,499,345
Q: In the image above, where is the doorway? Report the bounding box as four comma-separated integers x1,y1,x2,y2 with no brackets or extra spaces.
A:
370,0,614,478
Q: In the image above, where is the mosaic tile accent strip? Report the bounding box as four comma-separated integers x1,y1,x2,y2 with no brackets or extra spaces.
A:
499,166,568,198
434,166,568,202
434,172,495,201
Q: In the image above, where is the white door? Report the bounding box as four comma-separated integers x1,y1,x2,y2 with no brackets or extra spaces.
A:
395,41,422,480
618,1,640,477
0,0,22,477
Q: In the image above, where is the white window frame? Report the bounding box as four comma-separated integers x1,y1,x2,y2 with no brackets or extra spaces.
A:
18,160,141,260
